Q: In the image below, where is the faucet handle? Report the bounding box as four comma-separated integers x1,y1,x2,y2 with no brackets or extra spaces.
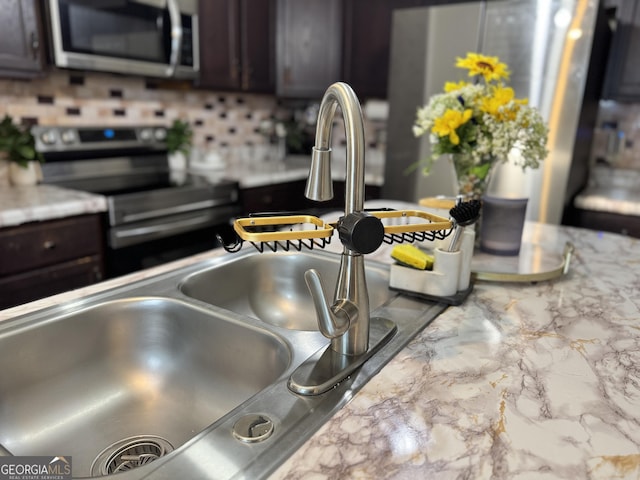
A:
304,269,356,339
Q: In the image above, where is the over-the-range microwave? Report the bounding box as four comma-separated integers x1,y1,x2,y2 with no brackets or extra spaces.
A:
44,0,199,79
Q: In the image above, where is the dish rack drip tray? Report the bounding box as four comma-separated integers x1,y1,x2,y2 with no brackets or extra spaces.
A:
220,209,454,253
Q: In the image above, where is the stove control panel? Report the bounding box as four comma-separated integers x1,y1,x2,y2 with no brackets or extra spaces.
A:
32,126,168,153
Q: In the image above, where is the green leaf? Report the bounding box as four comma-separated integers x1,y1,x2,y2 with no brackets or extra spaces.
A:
0,115,42,164
471,162,492,180
16,145,36,160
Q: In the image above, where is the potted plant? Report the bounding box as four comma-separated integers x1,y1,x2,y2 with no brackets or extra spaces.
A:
0,115,43,186
166,118,193,170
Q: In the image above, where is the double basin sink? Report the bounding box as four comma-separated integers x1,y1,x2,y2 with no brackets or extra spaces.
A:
0,248,446,479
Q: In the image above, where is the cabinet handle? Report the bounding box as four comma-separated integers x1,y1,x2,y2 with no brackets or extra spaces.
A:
242,65,253,90
283,66,292,86
231,59,241,82
93,266,103,281
43,240,56,250
30,31,39,60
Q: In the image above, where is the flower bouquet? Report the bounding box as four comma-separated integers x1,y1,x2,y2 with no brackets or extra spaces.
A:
412,52,548,198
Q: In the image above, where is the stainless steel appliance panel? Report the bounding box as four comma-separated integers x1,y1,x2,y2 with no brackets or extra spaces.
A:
384,0,600,224
36,125,240,278
45,0,199,79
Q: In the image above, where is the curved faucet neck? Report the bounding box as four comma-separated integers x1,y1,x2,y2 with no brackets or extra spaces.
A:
313,82,366,215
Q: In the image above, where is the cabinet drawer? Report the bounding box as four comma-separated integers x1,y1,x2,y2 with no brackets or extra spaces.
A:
0,215,103,276
0,255,103,309
240,180,311,214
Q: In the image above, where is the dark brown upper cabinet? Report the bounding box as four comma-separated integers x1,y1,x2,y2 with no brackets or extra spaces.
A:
342,0,466,99
275,0,342,98
198,0,276,92
276,0,424,100
342,0,400,99
602,0,640,101
0,0,44,78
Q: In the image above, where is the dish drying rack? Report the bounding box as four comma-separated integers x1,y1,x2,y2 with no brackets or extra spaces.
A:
219,209,454,253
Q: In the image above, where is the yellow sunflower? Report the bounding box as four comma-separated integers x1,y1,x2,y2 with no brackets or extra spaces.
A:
456,52,510,83
432,109,473,145
444,80,469,92
480,86,515,115
481,86,529,121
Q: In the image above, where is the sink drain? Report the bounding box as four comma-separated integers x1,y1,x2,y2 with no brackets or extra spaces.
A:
90,435,174,477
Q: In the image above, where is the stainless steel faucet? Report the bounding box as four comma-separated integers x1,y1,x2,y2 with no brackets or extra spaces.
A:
303,82,384,357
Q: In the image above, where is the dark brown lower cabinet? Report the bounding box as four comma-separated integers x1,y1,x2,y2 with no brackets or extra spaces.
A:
240,180,381,215
0,214,104,309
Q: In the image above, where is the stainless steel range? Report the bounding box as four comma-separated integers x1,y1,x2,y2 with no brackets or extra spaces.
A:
33,125,240,278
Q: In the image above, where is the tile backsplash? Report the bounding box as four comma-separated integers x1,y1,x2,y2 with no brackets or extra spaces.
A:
0,71,387,162
0,71,289,150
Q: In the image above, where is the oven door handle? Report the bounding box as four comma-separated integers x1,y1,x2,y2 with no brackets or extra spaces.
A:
119,200,224,224
113,214,216,241
166,0,183,76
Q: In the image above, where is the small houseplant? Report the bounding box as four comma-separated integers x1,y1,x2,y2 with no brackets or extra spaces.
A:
0,115,43,186
412,52,548,199
166,118,193,170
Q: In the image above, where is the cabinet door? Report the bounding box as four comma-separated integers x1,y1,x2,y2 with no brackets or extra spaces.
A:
602,0,640,100
0,214,104,276
198,0,274,92
0,255,103,309
342,0,395,99
0,0,43,78
240,180,312,214
198,0,241,90
239,0,275,92
276,0,342,98
240,180,381,215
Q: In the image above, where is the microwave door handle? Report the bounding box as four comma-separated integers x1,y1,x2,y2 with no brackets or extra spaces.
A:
166,0,183,76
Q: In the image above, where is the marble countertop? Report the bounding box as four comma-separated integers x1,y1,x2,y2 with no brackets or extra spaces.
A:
192,151,385,189
270,213,640,479
575,166,640,216
1,200,639,479
0,184,107,228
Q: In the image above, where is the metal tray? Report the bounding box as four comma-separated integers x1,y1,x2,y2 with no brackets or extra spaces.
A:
471,241,574,282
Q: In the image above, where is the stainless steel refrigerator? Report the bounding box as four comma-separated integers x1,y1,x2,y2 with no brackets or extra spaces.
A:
382,0,605,224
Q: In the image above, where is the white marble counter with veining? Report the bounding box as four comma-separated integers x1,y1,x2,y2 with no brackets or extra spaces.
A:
270,214,640,479
0,184,107,228
1,200,639,479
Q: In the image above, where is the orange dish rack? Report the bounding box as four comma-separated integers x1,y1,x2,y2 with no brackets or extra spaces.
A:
220,209,454,253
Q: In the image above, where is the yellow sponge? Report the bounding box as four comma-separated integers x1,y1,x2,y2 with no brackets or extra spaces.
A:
391,244,434,270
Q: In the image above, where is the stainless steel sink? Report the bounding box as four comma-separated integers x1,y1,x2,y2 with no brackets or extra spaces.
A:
180,250,393,330
0,297,290,477
0,248,447,479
